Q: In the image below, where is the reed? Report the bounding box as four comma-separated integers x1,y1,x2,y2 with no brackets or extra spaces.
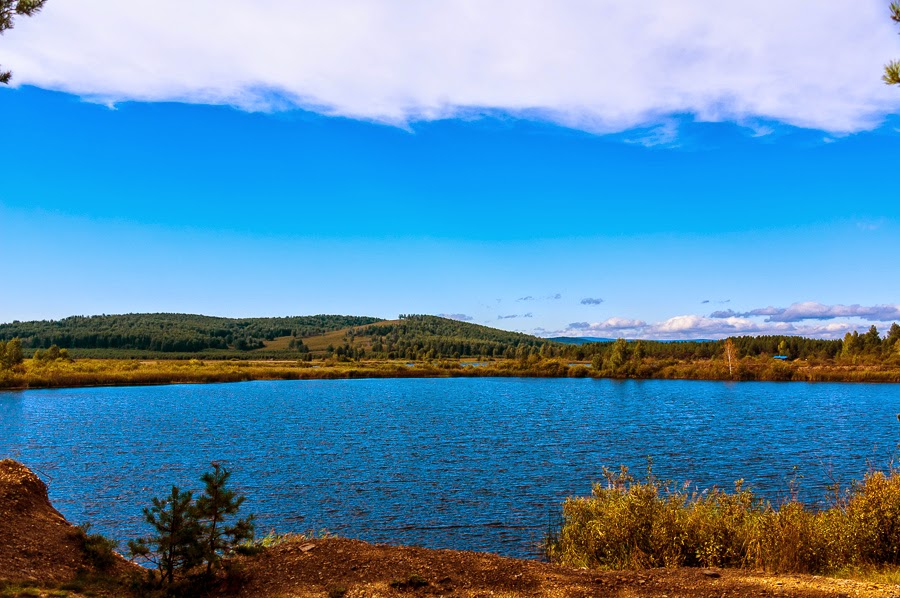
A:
548,464,900,574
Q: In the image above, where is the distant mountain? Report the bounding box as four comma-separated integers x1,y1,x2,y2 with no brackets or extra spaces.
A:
546,336,616,345
546,336,715,345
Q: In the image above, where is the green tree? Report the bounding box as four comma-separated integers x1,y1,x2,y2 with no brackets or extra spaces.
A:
863,324,883,353
1,0,47,84
886,2,900,85
632,340,645,361
842,331,861,357
777,339,790,358
194,463,255,575
128,465,254,586
128,486,203,585
608,338,629,373
886,322,900,349
0,337,23,369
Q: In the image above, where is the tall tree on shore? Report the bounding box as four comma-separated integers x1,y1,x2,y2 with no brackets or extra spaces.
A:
724,338,738,379
1,0,47,84
887,2,900,85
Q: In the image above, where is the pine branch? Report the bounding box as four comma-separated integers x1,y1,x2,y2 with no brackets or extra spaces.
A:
885,60,900,86
888,3,900,85
0,0,47,84
14,0,47,17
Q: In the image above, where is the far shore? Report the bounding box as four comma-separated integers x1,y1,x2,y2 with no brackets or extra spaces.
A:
2,355,900,391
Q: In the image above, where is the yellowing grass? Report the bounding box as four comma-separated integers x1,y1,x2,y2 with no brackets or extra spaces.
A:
549,465,900,575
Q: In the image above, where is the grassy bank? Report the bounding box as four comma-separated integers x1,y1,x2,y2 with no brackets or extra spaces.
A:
2,355,900,390
548,464,900,575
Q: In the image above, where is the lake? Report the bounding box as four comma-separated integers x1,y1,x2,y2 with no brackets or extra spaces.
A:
1,378,898,559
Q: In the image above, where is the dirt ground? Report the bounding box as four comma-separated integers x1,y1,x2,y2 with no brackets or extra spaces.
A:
234,537,900,598
0,459,107,583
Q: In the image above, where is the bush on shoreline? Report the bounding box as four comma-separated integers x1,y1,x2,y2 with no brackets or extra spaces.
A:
547,464,900,574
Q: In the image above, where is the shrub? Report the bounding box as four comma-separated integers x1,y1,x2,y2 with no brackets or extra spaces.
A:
548,464,900,574
74,524,118,571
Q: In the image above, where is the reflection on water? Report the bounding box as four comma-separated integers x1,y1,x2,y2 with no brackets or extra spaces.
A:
1,378,898,559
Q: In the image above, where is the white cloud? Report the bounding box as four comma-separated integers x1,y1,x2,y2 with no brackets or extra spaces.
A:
710,302,900,322
550,313,871,340
439,313,473,322
5,1,900,134
649,315,768,338
643,315,863,340
564,317,646,333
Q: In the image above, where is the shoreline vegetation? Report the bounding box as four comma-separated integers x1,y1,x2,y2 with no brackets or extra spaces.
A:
0,313,899,389
3,354,900,391
549,462,900,580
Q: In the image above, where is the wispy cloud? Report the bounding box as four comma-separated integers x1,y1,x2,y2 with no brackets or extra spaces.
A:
6,1,899,134
856,219,884,231
499,313,533,319
710,302,900,323
439,313,473,322
624,120,680,147
547,309,884,341
517,293,559,302
565,317,647,333
580,297,604,305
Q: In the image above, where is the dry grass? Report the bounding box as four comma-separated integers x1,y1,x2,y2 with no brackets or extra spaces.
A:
4,355,900,390
549,465,900,575
260,336,295,351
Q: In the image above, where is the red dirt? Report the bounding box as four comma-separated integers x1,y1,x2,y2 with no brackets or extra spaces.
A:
233,536,899,597
0,459,134,584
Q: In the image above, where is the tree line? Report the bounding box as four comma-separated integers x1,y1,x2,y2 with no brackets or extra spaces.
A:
344,314,547,360
0,313,382,353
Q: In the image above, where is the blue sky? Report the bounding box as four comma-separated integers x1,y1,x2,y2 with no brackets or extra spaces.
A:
2,1,900,339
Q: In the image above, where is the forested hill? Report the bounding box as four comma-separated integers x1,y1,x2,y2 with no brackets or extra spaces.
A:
0,313,383,352
1,312,896,363
358,314,548,359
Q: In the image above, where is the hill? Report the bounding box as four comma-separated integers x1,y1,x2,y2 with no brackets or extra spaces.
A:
0,313,554,360
309,314,551,360
0,313,383,354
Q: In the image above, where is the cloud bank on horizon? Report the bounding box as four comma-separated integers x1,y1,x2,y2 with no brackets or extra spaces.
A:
548,302,900,340
5,1,900,134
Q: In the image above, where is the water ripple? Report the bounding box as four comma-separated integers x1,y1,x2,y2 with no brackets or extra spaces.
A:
1,378,898,558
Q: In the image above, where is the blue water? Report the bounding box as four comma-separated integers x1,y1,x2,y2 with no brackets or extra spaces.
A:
1,378,899,559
